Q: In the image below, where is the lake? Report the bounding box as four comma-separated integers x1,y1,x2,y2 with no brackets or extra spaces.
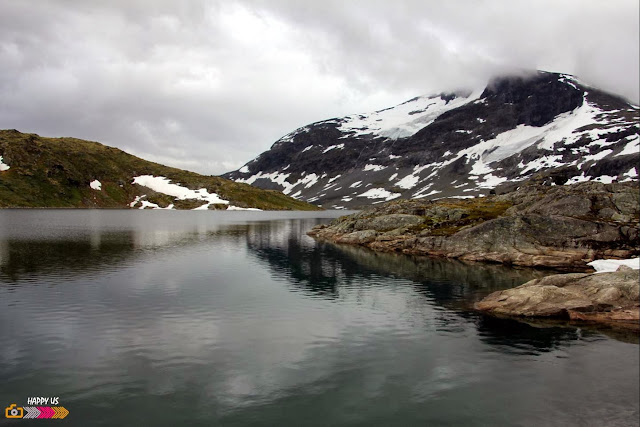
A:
0,210,638,426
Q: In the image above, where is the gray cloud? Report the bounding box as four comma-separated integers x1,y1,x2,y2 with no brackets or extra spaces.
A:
0,0,638,175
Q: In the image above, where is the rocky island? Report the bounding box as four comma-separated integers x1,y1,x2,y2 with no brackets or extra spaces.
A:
308,181,640,327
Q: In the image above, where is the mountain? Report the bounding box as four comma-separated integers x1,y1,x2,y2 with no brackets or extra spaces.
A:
224,71,639,209
0,129,319,210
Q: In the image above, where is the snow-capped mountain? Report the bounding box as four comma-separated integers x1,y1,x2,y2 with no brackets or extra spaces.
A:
224,71,639,209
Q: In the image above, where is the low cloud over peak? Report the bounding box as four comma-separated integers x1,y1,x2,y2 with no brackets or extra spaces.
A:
1,0,637,175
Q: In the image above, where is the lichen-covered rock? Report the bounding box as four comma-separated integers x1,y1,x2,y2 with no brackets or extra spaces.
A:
474,270,640,328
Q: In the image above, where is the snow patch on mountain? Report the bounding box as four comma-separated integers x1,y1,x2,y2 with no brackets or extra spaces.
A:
226,206,262,211
132,175,229,208
90,180,102,191
236,170,321,196
519,155,565,174
565,173,592,185
363,164,386,172
476,174,508,189
621,167,638,182
322,143,344,153
396,174,420,189
237,171,294,193
356,188,401,201
130,195,144,208
337,89,484,140
278,126,311,144
429,92,634,188
0,156,10,171
592,175,617,184
300,173,320,189
616,136,640,157
579,149,613,166
396,164,434,189
129,195,174,210
451,100,602,171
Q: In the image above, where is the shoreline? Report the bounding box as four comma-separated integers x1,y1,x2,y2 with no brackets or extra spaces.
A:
307,181,640,329
307,181,639,271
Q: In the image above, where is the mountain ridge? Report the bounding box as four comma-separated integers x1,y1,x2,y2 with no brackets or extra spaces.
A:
224,70,639,209
0,129,319,210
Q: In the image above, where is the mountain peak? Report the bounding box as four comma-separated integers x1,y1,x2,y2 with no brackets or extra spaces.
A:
225,71,639,209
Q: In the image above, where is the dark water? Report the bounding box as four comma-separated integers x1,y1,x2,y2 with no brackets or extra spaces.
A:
0,210,638,426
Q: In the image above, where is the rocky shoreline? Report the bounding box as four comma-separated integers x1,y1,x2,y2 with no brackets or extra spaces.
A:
308,181,639,328
308,181,639,271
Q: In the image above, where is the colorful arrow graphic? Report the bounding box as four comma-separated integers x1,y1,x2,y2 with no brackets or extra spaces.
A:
13,405,68,419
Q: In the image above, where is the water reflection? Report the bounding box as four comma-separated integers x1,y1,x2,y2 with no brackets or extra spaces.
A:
1,211,634,351
241,220,631,350
0,210,637,426
0,211,334,283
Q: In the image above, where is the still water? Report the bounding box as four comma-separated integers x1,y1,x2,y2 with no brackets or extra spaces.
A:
0,210,638,426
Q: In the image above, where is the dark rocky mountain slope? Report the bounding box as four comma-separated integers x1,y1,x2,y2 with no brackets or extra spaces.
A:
225,71,639,209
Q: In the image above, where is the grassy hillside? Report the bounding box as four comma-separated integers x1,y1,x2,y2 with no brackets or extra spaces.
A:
0,129,320,210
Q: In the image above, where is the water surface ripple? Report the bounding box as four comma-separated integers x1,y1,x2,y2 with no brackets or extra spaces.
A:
0,210,638,426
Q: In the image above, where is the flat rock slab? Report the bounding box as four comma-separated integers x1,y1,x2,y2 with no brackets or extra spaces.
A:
475,270,640,328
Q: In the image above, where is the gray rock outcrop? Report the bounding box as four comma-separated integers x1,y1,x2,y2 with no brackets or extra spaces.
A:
474,270,640,328
308,181,639,270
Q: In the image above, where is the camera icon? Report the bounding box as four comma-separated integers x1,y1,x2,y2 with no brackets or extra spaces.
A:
5,404,24,419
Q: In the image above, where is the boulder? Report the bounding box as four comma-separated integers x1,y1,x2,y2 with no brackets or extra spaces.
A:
475,270,640,328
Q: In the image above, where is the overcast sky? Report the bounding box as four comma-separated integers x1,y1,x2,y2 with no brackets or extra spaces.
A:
1,0,638,175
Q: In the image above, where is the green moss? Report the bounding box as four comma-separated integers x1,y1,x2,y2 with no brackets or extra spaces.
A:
406,198,513,236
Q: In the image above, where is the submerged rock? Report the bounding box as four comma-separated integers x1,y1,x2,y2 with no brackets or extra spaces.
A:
474,270,640,329
308,181,639,270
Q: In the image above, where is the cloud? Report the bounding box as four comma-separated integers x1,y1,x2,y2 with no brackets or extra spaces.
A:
0,0,638,175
